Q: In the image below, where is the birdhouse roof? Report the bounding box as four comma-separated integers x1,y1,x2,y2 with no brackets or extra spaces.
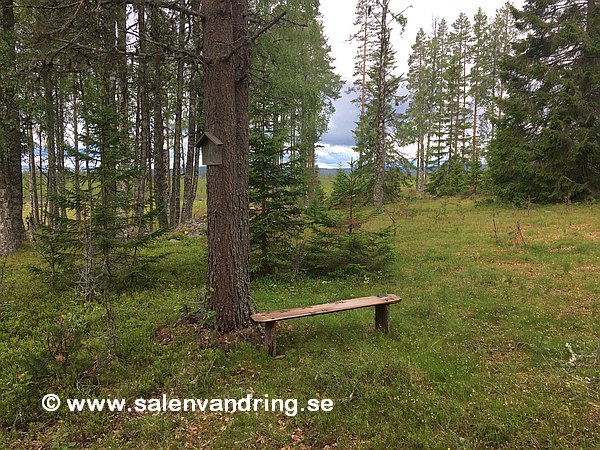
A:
197,131,223,147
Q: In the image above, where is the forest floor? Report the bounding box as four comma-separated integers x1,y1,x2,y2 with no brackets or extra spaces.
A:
1,197,599,449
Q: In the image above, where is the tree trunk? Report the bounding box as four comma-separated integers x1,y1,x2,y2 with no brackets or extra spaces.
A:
57,93,67,220
117,2,130,213
27,118,39,227
203,0,254,333
472,77,479,188
151,7,169,229
38,129,44,225
0,0,24,253
73,78,81,222
182,0,201,223
135,5,150,235
170,2,186,226
44,73,58,225
373,0,389,210
181,71,198,223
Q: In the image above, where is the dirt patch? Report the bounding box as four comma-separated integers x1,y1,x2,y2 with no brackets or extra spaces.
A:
497,261,529,267
154,326,173,345
567,224,590,231
485,340,530,364
496,261,543,276
550,290,597,319
576,265,600,273
217,325,263,351
585,232,600,241
588,402,600,425
550,245,575,252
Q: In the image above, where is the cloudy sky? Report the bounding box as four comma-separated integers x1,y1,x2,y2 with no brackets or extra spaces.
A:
315,0,524,168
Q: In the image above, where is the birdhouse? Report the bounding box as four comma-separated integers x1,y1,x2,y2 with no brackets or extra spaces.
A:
197,131,223,166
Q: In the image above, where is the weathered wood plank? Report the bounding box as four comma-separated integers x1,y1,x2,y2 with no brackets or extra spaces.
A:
264,322,277,357
251,294,401,323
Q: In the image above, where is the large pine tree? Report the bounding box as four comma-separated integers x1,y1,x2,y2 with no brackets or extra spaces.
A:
0,0,24,254
350,0,406,209
487,0,600,203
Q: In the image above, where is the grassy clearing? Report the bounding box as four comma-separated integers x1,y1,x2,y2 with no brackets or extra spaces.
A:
1,197,599,448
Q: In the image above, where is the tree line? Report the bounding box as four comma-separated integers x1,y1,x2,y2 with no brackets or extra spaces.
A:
350,0,599,204
487,0,600,203
402,3,516,197
0,0,340,254
0,0,343,341
403,0,599,202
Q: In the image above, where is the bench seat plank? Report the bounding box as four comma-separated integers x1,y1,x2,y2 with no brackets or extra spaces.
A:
251,294,401,323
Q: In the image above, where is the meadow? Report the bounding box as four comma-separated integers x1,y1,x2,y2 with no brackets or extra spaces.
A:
1,196,598,448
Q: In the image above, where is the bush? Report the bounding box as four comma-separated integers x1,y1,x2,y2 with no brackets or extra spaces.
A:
302,227,395,278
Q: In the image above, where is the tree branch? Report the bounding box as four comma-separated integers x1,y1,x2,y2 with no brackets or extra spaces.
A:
225,11,287,60
99,0,203,18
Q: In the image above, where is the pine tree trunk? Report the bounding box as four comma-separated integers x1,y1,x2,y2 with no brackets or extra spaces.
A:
73,79,81,222
38,130,44,225
181,73,198,223
472,79,479,189
191,126,201,205
151,7,169,229
415,134,421,194
117,2,130,212
373,1,388,210
203,0,254,334
424,120,431,195
170,3,185,226
44,74,58,225
182,0,202,223
27,118,39,227
135,6,150,235
57,95,66,220
0,0,24,254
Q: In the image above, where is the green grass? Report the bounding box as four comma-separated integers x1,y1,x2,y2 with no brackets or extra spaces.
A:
1,197,599,448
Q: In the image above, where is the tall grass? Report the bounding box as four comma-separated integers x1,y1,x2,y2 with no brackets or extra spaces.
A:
1,197,598,448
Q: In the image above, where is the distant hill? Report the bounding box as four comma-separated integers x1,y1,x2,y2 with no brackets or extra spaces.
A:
197,167,350,176
318,167,350,175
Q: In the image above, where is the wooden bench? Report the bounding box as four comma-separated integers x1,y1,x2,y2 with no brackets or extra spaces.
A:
251,294,401,357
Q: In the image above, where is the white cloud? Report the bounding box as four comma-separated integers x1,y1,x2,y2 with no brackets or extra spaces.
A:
315,143,359,169
320,0,524,80
318,0,525,156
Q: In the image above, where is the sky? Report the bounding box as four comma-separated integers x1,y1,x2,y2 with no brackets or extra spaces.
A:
315,0,524,169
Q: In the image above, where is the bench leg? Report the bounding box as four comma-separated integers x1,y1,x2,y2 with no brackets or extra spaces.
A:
265,322,277,357
375,304,390,332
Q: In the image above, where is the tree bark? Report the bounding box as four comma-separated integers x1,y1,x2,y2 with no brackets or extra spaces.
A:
73,78,81,222
151,6,169,229
26,117,39,227
181,72,198,223
182,0,201,223
135,6,151,235
57,92,67,220
0,0,25,253
203,0,254,333
43,73,58,225
117,1,130,212
373,1,388,210
170,2,186,226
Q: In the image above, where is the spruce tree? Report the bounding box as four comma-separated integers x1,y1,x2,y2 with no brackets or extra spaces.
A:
487,0,600,203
